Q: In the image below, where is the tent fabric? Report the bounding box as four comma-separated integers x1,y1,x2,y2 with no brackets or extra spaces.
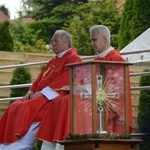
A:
120,28,150,64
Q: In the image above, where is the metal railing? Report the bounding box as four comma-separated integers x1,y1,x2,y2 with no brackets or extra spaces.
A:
0,56,149,101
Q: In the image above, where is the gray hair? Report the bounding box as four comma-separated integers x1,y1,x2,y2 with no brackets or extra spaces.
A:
54,30,72,47
89,25,111,44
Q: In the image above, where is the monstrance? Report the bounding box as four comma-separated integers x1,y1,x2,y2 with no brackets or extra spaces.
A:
66,61,132,135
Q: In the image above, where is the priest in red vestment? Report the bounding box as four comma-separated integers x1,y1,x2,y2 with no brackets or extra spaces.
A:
40,25,133,150
0,30,82,150
73,25,132,135
90,25,132,134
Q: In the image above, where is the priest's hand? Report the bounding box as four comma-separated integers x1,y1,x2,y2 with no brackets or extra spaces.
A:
30,92,43,99
22,91,34,101
61,85,70,91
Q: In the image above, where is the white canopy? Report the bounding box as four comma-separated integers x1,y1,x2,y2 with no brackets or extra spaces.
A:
120,28,150,65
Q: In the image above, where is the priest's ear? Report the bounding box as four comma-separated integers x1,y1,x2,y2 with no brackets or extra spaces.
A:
103,36,107,43
65,40,70,48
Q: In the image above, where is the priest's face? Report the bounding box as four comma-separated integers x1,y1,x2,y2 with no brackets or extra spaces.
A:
90,30,108,53
51,33,68,54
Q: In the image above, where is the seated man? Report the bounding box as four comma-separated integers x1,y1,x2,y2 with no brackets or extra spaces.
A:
41,25,132,150
89,25,132,133
0,29,82,150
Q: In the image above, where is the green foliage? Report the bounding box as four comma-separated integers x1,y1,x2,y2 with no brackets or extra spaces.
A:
30,0,87,38
10,20,38,51
33,140,42,150
10,66,32,97
9,20,49,53
137,69,150,150
118,0,150,49
66,133,131,140
117,0,134,49
130,0,150,39
64,0,120,55
26,22,49,43
20,39,48,53
31,0,75,20
140,142,150,150
0,21,14,51
41,5,74,37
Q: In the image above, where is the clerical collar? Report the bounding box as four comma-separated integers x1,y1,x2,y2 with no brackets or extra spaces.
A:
57,48,71,58
98,46,114,58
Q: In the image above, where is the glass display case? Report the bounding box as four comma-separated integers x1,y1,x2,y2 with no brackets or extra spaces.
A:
66,60,132,135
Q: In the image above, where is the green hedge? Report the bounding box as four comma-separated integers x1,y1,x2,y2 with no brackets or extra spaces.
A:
138,69,150,150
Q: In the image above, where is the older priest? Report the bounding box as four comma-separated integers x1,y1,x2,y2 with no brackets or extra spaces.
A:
0,30,82,150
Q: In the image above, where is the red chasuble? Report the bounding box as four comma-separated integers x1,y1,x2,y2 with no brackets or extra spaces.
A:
0,48,82,144
35,50,132,142
94,50,132,134
95,50,132,133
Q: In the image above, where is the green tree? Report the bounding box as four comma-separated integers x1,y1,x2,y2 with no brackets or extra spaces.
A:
0,21,13,51
117,0,134,49
130,0,150,40
10,20,48,53
26,22,49,43
137,69,150,150
118,0,150,49
10,20,38,52
64,0,120,55
30,0,88,37
10,66,32,97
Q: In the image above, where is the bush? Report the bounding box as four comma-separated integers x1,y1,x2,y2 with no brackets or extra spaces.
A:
10,65,32,97
0,20,13,51
137,69,150,150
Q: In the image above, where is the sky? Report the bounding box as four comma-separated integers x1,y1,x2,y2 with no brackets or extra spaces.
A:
0,0,21,19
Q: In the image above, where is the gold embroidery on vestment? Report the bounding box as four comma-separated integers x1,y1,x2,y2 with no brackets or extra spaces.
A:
42,65,55,80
